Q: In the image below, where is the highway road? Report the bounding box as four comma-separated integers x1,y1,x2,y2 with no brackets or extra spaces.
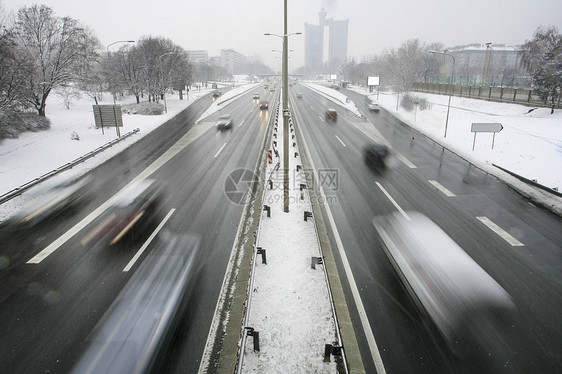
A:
290,83,561,374
0,83,559,374
0,84,277,374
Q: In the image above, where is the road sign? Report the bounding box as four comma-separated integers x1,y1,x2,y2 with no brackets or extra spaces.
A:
471,123,503,133
471,123,503,150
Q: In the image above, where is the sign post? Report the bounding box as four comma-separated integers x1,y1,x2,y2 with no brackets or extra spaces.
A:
471,123,503,150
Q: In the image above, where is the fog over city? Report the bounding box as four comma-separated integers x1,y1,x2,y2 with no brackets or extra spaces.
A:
2,0,562,69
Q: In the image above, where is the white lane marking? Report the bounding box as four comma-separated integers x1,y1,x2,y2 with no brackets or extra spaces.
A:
238,120,246,127
476,216,525,246
334,135,347,147
395,152,417,168
310,105,314,110
318,115,325,122
376,182,410,221
27,122,215,264
214,142,227,158
297,123,387,374
428,180,456,197
123,209,175,272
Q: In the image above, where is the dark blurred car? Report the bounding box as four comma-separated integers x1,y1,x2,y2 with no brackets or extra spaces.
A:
373,211,516,356
252,93,259,101
4,174,92,229
259,101,269,110
71,234,202,374
325,108,337,121
215,114,233,130
363,143,389,169
296,93,303,98
212,91,221,99
81,179,165,246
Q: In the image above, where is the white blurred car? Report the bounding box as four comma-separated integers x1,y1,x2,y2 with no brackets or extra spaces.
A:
373,211,516,356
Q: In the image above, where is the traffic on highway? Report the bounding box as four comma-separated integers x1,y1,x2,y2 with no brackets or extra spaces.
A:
0,82,560,374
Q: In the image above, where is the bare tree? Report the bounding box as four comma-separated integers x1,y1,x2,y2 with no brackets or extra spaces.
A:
12,5,100,116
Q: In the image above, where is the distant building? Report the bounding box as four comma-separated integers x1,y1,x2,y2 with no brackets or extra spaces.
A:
326,18,349,68
304,7,348,70
304,23,324,69
187,50,209,65
220,49,248,75
431,44,529,87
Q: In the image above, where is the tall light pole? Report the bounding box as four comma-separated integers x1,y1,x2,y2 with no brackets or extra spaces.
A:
430,50,455,138
265,8,301,213
159,51,175,113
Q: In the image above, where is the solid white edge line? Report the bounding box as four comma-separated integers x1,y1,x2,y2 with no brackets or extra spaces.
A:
335,135,347,147
428,180,456,197
123,208,176,272
214,142,227,158
376,182,410,221
297,121,387,373
476,216,525,246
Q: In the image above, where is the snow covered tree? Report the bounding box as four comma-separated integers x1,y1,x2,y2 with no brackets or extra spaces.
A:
519,26,562,114
12,5,100,116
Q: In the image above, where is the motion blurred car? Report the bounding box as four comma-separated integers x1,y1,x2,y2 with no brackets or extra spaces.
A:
212,91,221,99
325,108,337,121
71,234,202,374
373,211,516,356
4,174,92,229
259,101,269,110
296,93,303,98
215,114,233,130
252,93,259,101
363,143,389,170
367,101,380,112
81,179,165,246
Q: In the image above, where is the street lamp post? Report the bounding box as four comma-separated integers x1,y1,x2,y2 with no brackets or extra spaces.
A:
106,40,135,53
430,50,456,138
159,51,175,113
265,7,301,213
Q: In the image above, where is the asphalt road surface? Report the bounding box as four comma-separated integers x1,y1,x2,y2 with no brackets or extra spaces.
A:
290,83,561,374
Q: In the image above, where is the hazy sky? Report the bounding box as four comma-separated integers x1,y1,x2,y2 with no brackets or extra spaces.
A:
2,0,562,71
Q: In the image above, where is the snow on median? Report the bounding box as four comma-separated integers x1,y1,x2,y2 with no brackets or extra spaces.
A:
239,101,339,373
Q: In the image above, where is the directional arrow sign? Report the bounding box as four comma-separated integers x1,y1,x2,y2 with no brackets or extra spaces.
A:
471,123,503,133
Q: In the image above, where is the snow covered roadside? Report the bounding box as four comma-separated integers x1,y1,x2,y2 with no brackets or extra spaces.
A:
303,82,562,215
239,101,339,373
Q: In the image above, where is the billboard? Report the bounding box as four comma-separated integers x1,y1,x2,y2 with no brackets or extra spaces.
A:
367,76,380,86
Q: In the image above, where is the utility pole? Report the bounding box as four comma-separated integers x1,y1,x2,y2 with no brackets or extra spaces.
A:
283,0,289,212
481,42,492,86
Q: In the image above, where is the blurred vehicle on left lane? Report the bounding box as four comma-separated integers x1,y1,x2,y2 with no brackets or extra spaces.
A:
2,174,92,229
81,179,165,246
71,234,203,374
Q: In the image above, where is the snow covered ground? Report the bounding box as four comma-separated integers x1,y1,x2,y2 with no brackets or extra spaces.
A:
239,99,338,373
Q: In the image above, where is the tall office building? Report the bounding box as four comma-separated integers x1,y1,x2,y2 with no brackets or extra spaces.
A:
304,7,348,70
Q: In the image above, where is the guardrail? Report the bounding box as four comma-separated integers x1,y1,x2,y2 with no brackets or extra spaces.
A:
0,128,140,205
413,82,561,109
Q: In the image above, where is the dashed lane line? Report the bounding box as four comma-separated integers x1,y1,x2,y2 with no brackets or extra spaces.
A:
476,216,525,246
428,180,456,197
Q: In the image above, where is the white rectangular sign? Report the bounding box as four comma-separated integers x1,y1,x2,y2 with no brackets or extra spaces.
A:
367,76,380,86
471,123,503,133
